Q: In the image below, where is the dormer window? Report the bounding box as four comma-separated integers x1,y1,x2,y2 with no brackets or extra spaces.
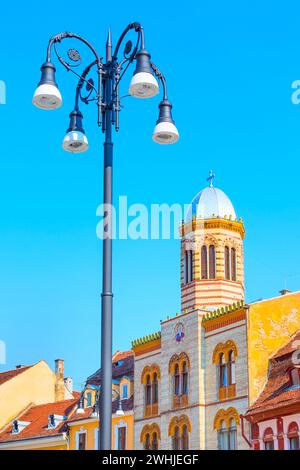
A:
290,368,300,386
47,414,64,429
11,420,30,434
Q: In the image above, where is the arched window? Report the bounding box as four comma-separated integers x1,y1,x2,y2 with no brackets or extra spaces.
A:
141,424,161,450
231,248,237,281
228,350,236,385
141,365,161,417
218,420,227,450
174,364,180,396
152,372,158,404
213,340,238,400
209,245,216,279
145,433,151,450
184,250,193,285
228,418,237,450
287,422,300,450
169,415,191,450
214,408,239,450
201,245,208,279
173,426,180,450
219,353,227,388
182,362,188,395
152,432,158,450
263,427,274,450
169,353,190,408
188,251,193,283
146,375,152,406
182,424,189,450
225,246,230,280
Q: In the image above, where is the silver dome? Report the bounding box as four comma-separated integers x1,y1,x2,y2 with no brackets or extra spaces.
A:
185,186,237,222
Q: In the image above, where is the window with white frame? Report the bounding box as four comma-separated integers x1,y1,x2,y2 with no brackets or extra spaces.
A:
76,430,87,450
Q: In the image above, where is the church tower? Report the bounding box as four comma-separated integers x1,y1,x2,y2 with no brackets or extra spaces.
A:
180,172,245,311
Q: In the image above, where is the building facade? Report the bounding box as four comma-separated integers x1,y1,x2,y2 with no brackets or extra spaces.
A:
132,176,300,450
244,333,300,450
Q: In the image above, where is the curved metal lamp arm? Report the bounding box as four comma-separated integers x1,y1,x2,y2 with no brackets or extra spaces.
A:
46,32,101,65
150,62,168,100
112,22,144,60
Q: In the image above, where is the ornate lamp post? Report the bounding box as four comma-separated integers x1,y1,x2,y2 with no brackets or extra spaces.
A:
33,22,179,450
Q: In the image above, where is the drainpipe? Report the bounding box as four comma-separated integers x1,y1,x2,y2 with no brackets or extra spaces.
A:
240,414,252,448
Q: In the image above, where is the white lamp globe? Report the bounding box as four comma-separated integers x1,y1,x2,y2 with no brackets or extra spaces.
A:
33,62,62,110
33,83,62,110
62,131,89,153
152,121,179,144
129,72,159,98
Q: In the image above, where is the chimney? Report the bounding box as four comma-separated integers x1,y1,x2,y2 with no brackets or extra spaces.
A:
279,289,292,296
64,377,73,395
55,359,65,402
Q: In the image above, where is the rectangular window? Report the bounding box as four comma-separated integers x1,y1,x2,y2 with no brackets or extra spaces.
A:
77,432,86,450
118,426,126,450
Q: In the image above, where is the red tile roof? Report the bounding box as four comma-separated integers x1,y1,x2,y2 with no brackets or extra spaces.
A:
245,334,300,419
112,350,134,362
0,365,32,386
0,398,78,443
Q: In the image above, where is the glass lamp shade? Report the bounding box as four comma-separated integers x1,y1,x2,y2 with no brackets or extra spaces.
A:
62,131,89,153
129,72,159,98
32,83,62,110
152,121,179,144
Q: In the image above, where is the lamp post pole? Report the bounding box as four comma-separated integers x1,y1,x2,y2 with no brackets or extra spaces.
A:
33,22,179,450
100,31,114,450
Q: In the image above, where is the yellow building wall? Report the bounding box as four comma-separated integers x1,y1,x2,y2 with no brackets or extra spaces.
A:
247,292,300,404
0,361,56,429
69,414,134,450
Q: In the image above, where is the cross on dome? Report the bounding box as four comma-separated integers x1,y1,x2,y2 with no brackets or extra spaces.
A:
206,170,215,188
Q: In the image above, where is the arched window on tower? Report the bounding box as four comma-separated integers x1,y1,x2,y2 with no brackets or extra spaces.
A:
209,245,216,279
184,250,193,284
225,246,230,280
201,245,208,279
231,248,237,281
184,251,188,285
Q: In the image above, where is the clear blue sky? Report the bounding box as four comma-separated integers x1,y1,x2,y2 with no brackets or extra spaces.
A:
1,0,300,389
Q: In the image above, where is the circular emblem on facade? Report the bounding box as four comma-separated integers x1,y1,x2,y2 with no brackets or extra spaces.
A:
174,322,185,343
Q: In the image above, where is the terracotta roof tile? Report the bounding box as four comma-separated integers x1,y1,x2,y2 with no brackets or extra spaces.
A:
0,365,32,386
0,398,78,443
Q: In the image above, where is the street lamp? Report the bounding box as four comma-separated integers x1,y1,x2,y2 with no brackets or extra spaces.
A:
33,22,179,450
